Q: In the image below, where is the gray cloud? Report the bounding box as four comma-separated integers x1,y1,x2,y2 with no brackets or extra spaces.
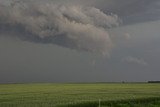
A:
0,1,120,55
93,0,160,25
122,56,148,66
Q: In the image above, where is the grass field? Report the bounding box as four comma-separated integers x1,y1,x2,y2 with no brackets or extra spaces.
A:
0,83,160,107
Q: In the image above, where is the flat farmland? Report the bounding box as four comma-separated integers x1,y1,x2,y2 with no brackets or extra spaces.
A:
0,83,160,107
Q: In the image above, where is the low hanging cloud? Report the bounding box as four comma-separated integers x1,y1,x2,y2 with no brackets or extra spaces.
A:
122,56,148,66
0,1,120,55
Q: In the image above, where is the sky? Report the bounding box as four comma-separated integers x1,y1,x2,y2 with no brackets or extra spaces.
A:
0,0,160,83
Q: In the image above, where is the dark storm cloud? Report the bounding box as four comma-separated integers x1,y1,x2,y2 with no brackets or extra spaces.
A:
118,0,160,25
0,0,120,55
94,0,160,25
0,0,160,55
0,0,160,83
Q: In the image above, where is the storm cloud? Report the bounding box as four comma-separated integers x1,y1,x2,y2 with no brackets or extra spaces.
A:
0,1,120,55
0,0,160,83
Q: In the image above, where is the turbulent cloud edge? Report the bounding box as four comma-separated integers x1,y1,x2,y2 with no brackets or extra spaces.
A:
0,1,120,55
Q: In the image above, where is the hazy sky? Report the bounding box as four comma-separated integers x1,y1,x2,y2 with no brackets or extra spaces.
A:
0,0,160,83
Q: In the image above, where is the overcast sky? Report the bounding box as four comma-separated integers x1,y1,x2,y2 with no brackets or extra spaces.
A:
0,0,160,83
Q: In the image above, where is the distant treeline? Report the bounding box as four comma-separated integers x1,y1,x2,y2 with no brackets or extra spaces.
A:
148,81,160,83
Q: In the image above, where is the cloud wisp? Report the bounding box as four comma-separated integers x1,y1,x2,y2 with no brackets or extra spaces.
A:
0,1,120,55
122,56,148,66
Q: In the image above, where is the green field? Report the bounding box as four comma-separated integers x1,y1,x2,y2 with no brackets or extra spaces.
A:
0,83,160,107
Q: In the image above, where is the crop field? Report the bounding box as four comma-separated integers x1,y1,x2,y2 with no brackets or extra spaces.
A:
0,83,160,107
